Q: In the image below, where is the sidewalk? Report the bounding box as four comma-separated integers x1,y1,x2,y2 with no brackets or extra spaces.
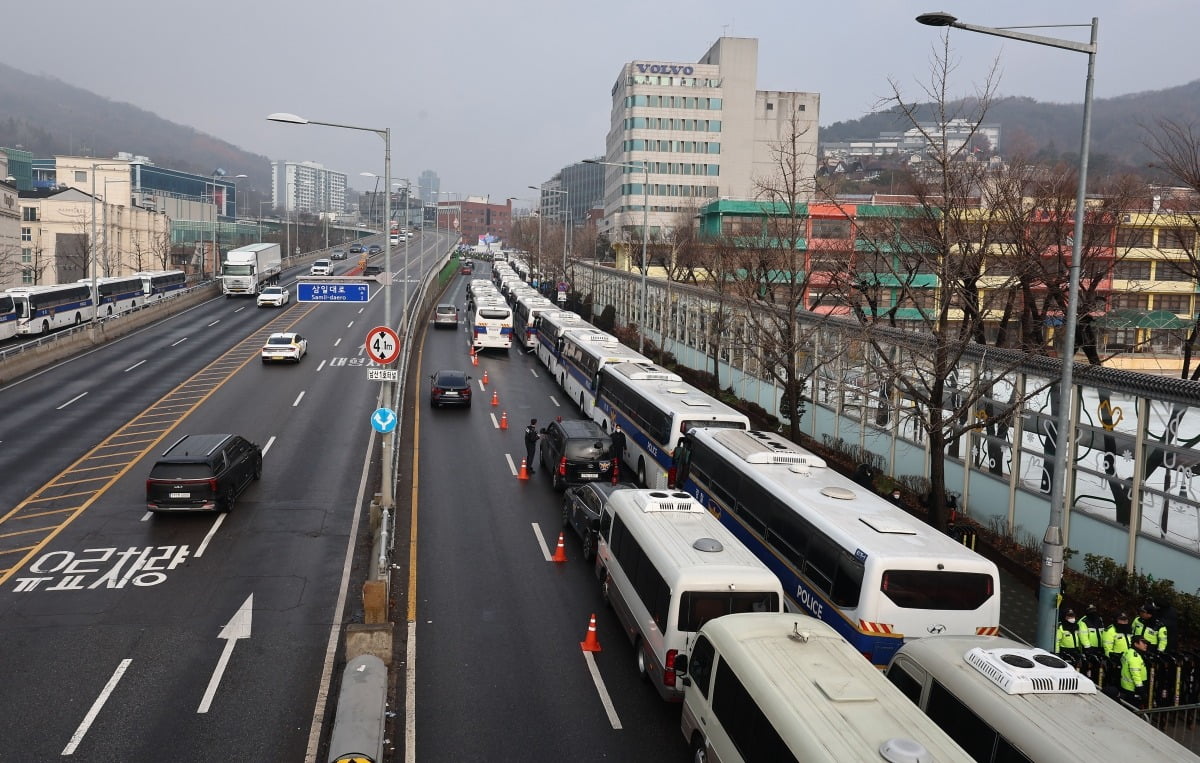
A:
997,565,1039,644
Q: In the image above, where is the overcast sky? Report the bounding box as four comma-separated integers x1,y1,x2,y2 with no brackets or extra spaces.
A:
7,1,1198,206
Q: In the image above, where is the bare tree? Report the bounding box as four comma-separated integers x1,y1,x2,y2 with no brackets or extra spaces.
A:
648,203,703,365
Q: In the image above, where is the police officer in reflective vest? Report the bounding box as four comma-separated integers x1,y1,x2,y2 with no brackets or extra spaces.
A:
1119,635,1150,708
1077,603,1104,655
1132,602,1169,653
1056,609,1084,659
1102,612,1134,658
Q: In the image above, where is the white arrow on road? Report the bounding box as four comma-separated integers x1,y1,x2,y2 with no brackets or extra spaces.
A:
197,593,254,714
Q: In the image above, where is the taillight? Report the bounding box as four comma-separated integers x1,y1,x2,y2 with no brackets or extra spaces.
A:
664,649,678,687
208,478,219,492
667,466,677,488
433,386,444,395
462,388,471,398
558,457,567,476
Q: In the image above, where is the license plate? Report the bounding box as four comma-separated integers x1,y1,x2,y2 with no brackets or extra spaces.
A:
444,391,458,396
579,473,598,480
169,492,190,498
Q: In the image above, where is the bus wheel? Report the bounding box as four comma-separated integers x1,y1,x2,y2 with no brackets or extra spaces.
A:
42,319,50,333
691,737,708,763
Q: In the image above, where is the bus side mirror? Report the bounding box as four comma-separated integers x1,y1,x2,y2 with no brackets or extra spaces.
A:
674,654,689,674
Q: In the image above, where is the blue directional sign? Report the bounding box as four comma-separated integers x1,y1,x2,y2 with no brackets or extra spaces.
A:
371,408,397,433
298,282,370,302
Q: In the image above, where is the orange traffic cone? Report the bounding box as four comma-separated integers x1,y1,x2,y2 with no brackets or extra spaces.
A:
580,613,602,652
482,369,489,385
500,411,509,430
491,390,499,406
518,458,530,480
471,351,478,367
552,532,568,563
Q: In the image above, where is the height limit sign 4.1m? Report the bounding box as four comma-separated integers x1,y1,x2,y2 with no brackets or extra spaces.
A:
365,325,401,365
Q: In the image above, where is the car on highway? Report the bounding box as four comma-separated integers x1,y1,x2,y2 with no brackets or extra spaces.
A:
145,433,262,513
256,285,289,308
389,234,400,246
561,481,637,561
261,332,308,363
330,248,347,260
460,261,475,275
310,258,334,276
362,264,384,278
429,369,472,408
433,303,458,328
368,244,383,255
349,243,365,254
539,418,616,491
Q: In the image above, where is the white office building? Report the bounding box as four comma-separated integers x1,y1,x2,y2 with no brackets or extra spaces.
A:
599,36,820,237
271,160,347,215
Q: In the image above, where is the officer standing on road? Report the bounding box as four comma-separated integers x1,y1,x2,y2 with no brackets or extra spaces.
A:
1119,635,1150,709
524,419,540,475
1056,609,1084,660
1133,602,1169,653
610,423,627,474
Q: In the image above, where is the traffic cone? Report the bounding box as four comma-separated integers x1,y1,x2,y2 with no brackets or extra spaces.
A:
580,613,602,652
518,458,530,480
500,411,509,430
482,369,489,385
472,351,478,367
552,532,568,563
491,390,499,406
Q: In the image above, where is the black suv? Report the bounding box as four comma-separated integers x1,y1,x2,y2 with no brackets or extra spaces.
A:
145,434,262,513
540,419,616,491
562,481,637,561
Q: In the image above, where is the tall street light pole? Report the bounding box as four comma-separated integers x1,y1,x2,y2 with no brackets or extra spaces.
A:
916,12,1098,652
268,112,395,513
89,161,129,325
584,158,650,353
258,200,271,242
394,179,412,322
210,169,227,282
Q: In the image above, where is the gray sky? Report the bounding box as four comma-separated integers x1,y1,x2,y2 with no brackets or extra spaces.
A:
7,1,1197,205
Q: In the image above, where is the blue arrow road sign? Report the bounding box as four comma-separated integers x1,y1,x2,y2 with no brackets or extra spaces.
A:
371,408,397,433
298,282,370,302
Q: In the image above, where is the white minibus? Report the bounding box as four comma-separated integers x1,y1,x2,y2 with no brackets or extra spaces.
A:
594,489,784,701
677,613,974,762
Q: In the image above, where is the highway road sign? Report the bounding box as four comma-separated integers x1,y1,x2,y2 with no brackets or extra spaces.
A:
365,326,401,365
297,282,370,302
368,368,399,382
371,408,397,433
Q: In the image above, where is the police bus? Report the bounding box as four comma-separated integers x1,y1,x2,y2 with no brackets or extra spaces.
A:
9,282,95,335
83,275,145,317
593,361,750,488
672,427,1001,666
593,488,784,701
513,294,558,351
0,292,19,342
470,297,514,351
137,270,188,301
533,310,594,378
558,331,649,416
677,613,974,763
886,635,1199,762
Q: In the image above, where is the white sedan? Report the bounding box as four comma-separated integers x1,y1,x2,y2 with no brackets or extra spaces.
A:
261,332,308,363
256,285,290,308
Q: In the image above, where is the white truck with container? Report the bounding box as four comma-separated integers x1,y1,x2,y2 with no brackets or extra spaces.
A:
221,243,282,297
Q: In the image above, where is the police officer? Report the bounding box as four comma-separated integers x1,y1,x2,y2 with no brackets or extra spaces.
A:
1133,602,1169,653
1119,635,1150,708
1077,603,1104,655
1102,612,1134,659
524,418,540,474
1056,609,1084,659
610,423,627,473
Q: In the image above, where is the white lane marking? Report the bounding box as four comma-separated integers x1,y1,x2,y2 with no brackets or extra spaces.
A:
262,436,276,455
477,379,486,392
530,368,539,377
57,392,88,410
234,306,246,313
505,453,517,475
207,320,220,327
333,337,342,347
405,621,417,763
171,337,188,347
489,412,499,429
317,359,327,371
532,522,552,561
62,659,133,755
293,391,305,407
197,594,254,714
583,651,623,729
194,513,228,558
549,395,561,408
124,359,146,372
346,321,354,329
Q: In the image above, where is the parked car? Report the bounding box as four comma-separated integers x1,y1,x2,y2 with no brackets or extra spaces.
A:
330,248,347,260
256,285,289,308
540,419,616,491
561,481,637,561
433,303,458,328
310,258,334,276
145,434,262,513
429,369,472,408
261,332,308,363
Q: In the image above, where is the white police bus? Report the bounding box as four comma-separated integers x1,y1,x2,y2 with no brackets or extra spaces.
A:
533,310,594,378
594,488,784,701
677,613,974,763
83,275,145,317
558,331,649,416
593,361,750,488
9,282,95,335
672,428,1001,666
136,270,188,301
0,292,18,342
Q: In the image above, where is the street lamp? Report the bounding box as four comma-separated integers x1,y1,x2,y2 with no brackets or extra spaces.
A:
916,12,1098,652
268,111,396,513
584,158,650,353
89,161,129,323
530,185,570,288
